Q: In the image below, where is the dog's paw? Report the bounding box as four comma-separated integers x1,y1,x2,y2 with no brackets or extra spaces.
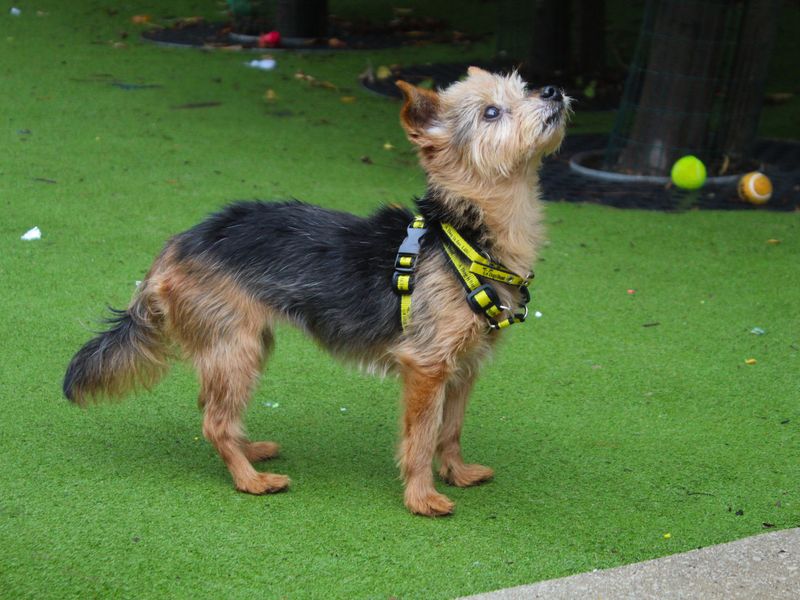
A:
440,463,494,487
405,490,455,517
244,441,280,462
236,472,290,495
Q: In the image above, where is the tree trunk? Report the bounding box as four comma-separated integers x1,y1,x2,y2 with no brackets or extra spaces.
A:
528,0,572,77
276,0,328,39
715,0,780,168
609,0,780,176
576,0,606,75
614,0,731,175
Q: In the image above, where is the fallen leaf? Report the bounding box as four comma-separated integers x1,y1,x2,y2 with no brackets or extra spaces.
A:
376,65,392,80
131,14,151,25
766,239,781,245
340,96,357,104
745,358,757,365
264,89,278,102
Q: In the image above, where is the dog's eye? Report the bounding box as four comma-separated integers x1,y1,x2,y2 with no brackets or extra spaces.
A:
483,106,501,121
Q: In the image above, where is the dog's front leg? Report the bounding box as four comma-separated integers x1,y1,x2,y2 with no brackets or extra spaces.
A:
437,369,494,487
398,361,454,516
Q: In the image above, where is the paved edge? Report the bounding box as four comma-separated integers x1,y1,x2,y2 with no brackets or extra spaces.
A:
460,528,800,600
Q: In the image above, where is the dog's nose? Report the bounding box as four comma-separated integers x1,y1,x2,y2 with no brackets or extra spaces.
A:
540,86,563,102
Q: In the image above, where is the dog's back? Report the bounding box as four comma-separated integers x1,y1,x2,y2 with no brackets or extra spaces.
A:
171,200,415,352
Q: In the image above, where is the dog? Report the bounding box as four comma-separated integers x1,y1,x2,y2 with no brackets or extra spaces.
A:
63,67,569,516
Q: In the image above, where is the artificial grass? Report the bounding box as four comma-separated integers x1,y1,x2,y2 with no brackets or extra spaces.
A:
1,2,799,599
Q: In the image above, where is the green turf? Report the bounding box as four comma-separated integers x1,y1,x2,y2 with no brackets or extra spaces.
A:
1,2,798,599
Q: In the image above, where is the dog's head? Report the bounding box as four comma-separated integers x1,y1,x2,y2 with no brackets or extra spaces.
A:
397,67,570,185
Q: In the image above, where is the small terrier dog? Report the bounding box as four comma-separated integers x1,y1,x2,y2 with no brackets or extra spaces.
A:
64,67,569,516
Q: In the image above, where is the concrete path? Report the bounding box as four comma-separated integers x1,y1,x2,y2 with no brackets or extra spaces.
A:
461,528,799,600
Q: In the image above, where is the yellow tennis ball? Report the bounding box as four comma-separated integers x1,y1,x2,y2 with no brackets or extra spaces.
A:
738,172,772,204
670,155,707,190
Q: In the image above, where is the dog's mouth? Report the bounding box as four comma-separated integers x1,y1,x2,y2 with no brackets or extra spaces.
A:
544,106,564,128
543,95,573,129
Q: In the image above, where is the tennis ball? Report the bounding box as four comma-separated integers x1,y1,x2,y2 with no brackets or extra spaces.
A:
670,155,707,190
738,171,772,205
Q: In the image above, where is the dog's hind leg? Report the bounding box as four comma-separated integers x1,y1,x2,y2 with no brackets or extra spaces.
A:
241,327,281,464
398,361,454,516
437,367,494,487
196,326,289,494
157,259,286,491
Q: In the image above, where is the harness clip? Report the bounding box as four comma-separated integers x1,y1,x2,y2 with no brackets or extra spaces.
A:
393,272,415,294
394,219,427,272
466,284,502,317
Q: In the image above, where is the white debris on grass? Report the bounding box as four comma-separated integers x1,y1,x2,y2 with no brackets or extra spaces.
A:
9,7,22,16
246,58,276,71
750,327,766,335
534,310,543,318
21,226,41,240
262,401,280,409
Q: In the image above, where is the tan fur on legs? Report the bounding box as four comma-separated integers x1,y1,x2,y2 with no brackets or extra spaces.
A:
398,360,454,516
244,441,280,463
437,367,494,487
155,259,288,493
197,340,289,494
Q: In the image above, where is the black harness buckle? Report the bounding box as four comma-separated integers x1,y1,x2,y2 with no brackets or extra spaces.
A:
393,217,427,301
394,220,427,272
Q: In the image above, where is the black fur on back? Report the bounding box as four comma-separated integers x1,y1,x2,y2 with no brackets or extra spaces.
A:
173,200,436,353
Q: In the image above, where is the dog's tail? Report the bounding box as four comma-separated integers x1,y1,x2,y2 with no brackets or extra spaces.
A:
63,284,170,405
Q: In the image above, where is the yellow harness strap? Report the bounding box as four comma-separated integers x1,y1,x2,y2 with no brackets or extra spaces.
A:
439,223,532,329
393,217,532,332
440,223,529,287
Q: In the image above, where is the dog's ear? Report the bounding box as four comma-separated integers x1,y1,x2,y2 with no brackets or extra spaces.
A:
396,80,440,147
467,66,490,78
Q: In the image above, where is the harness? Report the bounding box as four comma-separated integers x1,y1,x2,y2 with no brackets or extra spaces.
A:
392,215,533,331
